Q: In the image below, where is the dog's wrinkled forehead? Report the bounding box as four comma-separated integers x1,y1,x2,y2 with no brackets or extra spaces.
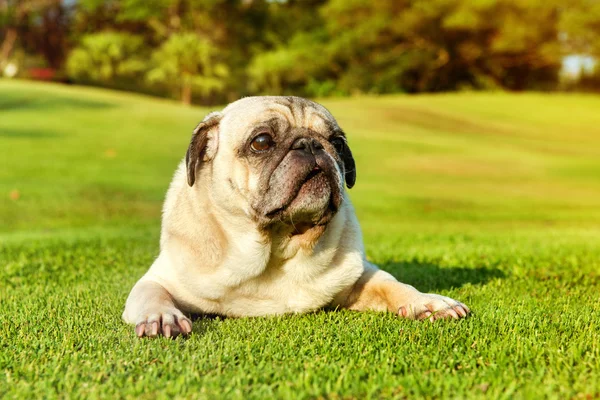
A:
219,96,339,140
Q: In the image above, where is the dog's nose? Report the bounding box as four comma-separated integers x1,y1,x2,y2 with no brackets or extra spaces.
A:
291,137,324,154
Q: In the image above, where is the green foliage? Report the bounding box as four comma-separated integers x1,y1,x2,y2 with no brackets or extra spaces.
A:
1,81,600,398
0,0,65,69
249,0,565,96
4,0,600,101
248,32,330,95
146,33,228,104
560,0,600,57
66,32,147,83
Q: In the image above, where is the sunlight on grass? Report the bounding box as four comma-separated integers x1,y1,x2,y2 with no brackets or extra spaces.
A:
1,81,599,398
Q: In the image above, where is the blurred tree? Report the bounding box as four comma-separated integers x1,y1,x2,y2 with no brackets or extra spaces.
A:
146,32,228,104
4,0,599,100
0,0,69,70
559,0,600,58
247,0,329,95
249,0,564,95
66,32,147,83
113,0,273,100
575,66,600,91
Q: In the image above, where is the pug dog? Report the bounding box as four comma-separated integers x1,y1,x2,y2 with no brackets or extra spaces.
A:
122,96,470,338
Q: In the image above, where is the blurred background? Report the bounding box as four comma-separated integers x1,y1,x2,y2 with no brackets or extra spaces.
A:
2,0,600,238
1,0,600,105
2,4,600,396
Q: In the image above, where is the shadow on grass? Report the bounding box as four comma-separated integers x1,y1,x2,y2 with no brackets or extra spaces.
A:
0,127,64,139
188,316,220,337
381,260,506,292
0,96,113,111
186,314,227,338
176,261,505,333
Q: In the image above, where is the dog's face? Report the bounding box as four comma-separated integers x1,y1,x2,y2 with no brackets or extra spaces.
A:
186,96,356,233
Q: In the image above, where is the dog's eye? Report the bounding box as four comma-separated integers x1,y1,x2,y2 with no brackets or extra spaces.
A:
330,137,345,153
250,133,274,152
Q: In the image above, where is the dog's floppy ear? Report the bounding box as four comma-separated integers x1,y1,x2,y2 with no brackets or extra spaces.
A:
186,112,222,187
340,138,356,189
332,134,356,189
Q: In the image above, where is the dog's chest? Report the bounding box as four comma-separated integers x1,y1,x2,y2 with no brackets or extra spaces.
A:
222,249,364,316
167,243,364,317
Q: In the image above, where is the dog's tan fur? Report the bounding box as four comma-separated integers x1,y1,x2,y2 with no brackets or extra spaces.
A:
123,96,469,338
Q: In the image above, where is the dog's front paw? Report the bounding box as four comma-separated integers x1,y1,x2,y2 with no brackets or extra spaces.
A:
134,308,193,338
398,293,470,321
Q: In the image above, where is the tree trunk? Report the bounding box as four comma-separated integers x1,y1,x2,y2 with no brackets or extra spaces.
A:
0,28,18,67
181,82,192,105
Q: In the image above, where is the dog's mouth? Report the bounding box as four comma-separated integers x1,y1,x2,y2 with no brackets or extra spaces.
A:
305,166,322,181
256,148,344,232
264,167,326,219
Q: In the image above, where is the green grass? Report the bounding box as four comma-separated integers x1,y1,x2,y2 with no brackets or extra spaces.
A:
1,79,600,399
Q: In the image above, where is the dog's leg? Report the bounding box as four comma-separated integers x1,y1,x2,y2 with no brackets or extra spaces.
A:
335,263,470,321
122,279,193,338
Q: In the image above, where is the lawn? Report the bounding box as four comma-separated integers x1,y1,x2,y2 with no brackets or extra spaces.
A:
1,80,599,399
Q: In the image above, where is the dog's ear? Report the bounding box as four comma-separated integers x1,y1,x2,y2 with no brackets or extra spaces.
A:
332,135,356,189
341,138,356,189
186,112,222,187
